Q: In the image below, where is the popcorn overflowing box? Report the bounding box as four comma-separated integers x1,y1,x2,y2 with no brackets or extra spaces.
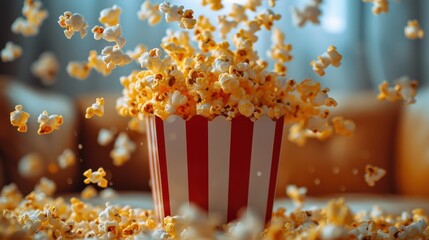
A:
145,114,284,223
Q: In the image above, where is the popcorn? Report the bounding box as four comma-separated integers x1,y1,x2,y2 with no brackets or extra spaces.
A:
365,164,386,187
58,11,88,39
202,0,223,11
101,45,132,70
66,61,91,80
85,97,105,119
100,188,118,199
126,44,148,61
138,0,162,26
18,153,44,179
326,198,354,225
245,0,262,11
1,41,23,62
110,132,136,166
310,45,343,76
269,0,276,7
292,0,323,27
332,116,355,137
228,4,248,23
81,186,97,199
286,185,307,208
87,50,112,76
35,177,56,196
31,52,59,85
37,110,64,135
57,148,76,169
404,19,425,40
139,48,168,73
83,167,109,188
377,76,418,104
11,0,48,37
99,5,122,27
11,17,39,37
97,128,116,146
10,104,30,133
92,25,126,49
159,1,197,30
362,0,389,15
218,15,237,39
256,9,281,30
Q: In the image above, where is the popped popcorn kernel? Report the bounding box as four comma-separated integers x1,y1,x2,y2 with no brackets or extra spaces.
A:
326,198,354,225
126,43,148,61
228,4,248,23
159,1,197,30
97,128,116,146
37,110,64,135
88,50,112,76
10,104,30,133
34,177,56,196
138,0,162,26
332,116,355,137
58,11,88,39
85,97,105,119
100,188,118,199
218,15,238,39
1,41,23,62
365,164,386,187
80,186,97,199
404,19,425,40
310,45,343,76
101,45,132,70
11,0,48,37
292,0,323,27
57,148,76,169
66,61,92,80
110,132,136,166
31,52,59,85
11,17,39,37
363,0,389,15
18,153,44,179
99,4,122,27
286,185,307,209
202,0,223,11
377,76,418,104
92,24,126,49
83,167,109,188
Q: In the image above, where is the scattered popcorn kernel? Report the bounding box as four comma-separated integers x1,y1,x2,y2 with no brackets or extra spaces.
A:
31,52,59,85
218,15,237,39
365,164,386,187
126,44,148,61
37,110,64,135
101,45,132,70
10,104,30,133
83,167,109,188
377,76,418,104
92,24,126,49
58,11,88,39
66,61,92,80
57,148,76,169
269,0,276,7
11,0,48,37
159,1,197,30
1,41,23,62
99,4,122,27
81,186,97,199
110,132,136,166
286,185,307,208
362,0,389,15
332,116,355,137
256,9,281,30
404,19,425,40
11,17,39,37
310,45,343,76
202,0,223,11
228,3,247,22
88,50,112,76
35,177,56,196
138,0,162,26
292,0,323,27
97,128,116,146
85,97,105,119
18,153,44,179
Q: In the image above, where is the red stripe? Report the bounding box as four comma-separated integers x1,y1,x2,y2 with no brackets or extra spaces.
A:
227,116,254,222
186,116,209,212
145,117,159,220
151,117,163,220
155,117,171,217
265,117,284,224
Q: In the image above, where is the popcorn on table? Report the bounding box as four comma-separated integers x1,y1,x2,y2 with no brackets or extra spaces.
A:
378,76,418,105
66,61,92,80
159,1,197,30
83,167,109,188
292,0,323,27
57,148,76,169
85,97,105,119
110,132,136,166
365,164,386,187
10,104,30,133
92,24,126,49
58,11,88,39
1,41,23,62
362,0,389,15
311,45,343,76
101,45,132,70
37,110,64,135
404,19,425,40
138,0,162,26
18,153,44,179
31,52,59,85
99,4,122,27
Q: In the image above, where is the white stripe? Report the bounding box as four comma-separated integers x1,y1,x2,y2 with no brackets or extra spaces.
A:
208,117,231,223
150,116,163,219
247,116,276,220
163,115,189,215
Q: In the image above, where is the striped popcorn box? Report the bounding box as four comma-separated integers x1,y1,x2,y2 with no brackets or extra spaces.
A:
145,114,284,224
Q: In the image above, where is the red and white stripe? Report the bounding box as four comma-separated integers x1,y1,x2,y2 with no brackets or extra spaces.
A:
146,115,284,224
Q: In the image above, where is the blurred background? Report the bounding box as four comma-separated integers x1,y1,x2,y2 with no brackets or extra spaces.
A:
0,0,428,198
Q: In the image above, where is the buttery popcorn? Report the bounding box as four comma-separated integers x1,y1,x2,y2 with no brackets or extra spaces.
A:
286,185,307,208
377,76,418,104
138,0,162,26
292,0,323,27
83,167,109,188
85,97,105,119
57,148,76,169
404,19,425,40
362,0,389,15
365,164,386,187
10,104,30,133
66,61,91,80
58,11,88,39
31,52,59,85
97,128,116,146
1,41,23,62
34,177,56,196
159,1,197,30
202,0,223,11
18,153,44,179
110,132,136,166
80,186,97,199
37,110,63,135
92,24,126,49
332,116,355,137
99,4,122,27
87,50,112,76
101,45,132,70
11,0,48,37
126,44,148,61
310,45,343,76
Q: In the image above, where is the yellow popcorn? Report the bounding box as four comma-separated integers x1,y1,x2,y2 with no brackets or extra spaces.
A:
58,11,88,39
57,148,76,169
66,61,92,80
159,1,197,30
81,186,97,199
269,0,276,7
101,45,133,70
238,99,255,117
88,50,112,76
377,76,418,104
245,0,262,12
97,128,116,146
92,24,126,49
83,167,108,188
35,177,56,196
219,73,239,94
85,97,105,119
1,41,23,62
228,3,248,22
126,43,148,61
310,45,343,76
332,116,355,137
10,104,30,133
292,0,323,27
218,15,238,39
31,52,59,85
110,132,136,166
11,17,39,37
362,0,389,15
286,185,307,208
202,0,223,11
326,198,354,225
11,0,47,37
139,48,168,73
365,164,386,187
37,110,64,135
404,19,425,40
256,9,281,30
138,0,162,26
99,4,122,27
18,153,44,179
165,90,188,114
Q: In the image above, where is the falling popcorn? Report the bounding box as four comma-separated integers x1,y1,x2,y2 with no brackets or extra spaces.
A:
11,0,48,37
83,167,109,188
37,110,64,135
58,11,88,39
362,0,389,15
365,164,386,187
202,0,223,10
57,148,76,169
101,45,132,70
81,185,97,199
1,41,23,62
110,132,136,166
34,177,56,196
126,44,148,61
18,153,44,179
31,52,59,85
218,15,237,39
332,116,355,137
310,45,343,76
138,0,162,26
286,185,307,208
97,128,116,146
88,50,112,76
99,4,122,27
404,19,425,40
159,1,197,30
85,97,105,119
66,61,91,80
92,25,126,49
377,76,418,105
292,0,323,27
10,104,30,133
